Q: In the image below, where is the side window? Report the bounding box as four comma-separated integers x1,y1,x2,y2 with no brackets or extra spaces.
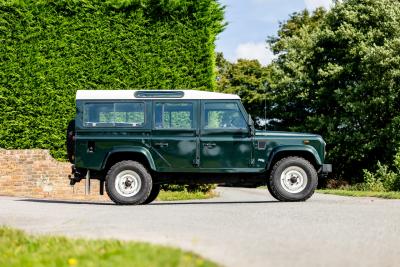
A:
83,102,145,127
155,102,194,129
204,102,247,129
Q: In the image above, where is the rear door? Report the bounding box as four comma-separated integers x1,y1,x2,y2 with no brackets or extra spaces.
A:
199,101,252,171
150,100,198,172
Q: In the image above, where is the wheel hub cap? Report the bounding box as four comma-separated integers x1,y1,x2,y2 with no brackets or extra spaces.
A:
289,175,298,184
280,166,308,194
115,170,142,197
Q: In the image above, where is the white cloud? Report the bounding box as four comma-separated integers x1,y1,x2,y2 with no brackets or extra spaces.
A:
304,0,333,10
234,42,275,66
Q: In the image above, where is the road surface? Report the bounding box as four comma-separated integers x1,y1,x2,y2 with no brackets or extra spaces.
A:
1,187,399,267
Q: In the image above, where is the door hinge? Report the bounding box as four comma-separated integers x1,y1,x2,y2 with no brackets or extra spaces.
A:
193,158,200,167
249,158,255,167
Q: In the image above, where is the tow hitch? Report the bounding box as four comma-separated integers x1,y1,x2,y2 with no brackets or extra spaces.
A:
69,165,86,185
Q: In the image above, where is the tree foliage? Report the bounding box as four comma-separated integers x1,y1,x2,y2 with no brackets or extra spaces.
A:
215,52,271,126
267,0,400,181
0,0,224,159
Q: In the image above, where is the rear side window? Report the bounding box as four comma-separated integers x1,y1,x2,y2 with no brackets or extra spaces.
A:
83,102,145,127
155,102,194,129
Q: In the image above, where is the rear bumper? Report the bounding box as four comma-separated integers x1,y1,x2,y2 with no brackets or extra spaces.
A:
69,165,87,185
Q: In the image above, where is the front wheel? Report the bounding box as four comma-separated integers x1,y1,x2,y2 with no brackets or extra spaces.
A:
141,184,160,205
267,156,318,202
105,160,152,205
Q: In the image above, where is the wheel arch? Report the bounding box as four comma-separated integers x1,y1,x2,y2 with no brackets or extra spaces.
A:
102,147,156,172
266,146,322,172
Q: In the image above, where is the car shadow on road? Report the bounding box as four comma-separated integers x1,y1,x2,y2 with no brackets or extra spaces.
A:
16,199,278,206
149,200,279,205
16,199,113,206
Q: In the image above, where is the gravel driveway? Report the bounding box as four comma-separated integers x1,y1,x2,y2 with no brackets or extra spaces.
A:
1,187,399,267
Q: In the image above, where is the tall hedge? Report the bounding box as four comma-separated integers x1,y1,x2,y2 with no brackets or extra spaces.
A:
0,0,224,159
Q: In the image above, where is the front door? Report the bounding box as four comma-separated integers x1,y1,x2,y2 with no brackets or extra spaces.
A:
151,101,198,172
199,101,252,171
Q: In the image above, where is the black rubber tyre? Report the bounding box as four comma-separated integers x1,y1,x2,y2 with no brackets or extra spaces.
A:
266,175,280,200
267,156,318,202
105,160,152,205
141,184,160,205
66,120,75,163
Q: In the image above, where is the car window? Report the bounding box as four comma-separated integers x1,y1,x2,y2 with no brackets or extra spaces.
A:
204,102,247,129
155,102,194,129
83,102,145,127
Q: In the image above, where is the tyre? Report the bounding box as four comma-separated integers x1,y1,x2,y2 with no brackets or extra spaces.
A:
141,184,160,205
66,120,75,163
105,160,152,205
267,156,318,202
266,176,280,200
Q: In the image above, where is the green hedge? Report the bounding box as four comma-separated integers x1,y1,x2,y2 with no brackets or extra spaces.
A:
0,0,224,159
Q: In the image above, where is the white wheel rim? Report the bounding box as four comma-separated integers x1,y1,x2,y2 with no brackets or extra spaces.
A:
115,170,142,197
280,166,308,194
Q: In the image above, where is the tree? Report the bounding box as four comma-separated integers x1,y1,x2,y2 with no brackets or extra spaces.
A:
268,0,400,181
266,8,327,129
215,52,271,126
0,0,224,159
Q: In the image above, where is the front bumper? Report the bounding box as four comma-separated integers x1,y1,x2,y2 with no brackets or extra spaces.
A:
322,164,332,173
319,164,332,178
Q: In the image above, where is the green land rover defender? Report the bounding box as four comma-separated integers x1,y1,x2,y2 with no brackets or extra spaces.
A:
67,90,332,204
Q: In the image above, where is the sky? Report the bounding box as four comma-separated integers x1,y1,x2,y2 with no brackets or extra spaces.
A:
216,0,333,65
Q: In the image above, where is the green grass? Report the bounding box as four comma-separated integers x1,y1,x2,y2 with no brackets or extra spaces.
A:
0,227,218,267
157,190,217,201
317,189,400,199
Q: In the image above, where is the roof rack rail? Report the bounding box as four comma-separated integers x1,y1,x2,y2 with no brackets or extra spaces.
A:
134,90,184,98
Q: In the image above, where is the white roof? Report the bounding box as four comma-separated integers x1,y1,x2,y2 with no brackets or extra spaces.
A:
76,90,240,100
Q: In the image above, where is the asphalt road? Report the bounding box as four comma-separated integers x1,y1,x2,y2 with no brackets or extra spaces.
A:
1,187,399,267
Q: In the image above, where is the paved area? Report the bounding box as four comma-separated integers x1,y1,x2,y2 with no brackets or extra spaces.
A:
1,187,400,267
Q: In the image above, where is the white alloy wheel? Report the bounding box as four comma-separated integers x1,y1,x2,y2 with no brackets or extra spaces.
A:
115,170,142,197
280,166,308,194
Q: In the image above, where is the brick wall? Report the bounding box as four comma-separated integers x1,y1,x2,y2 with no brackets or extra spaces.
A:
0,149,109,201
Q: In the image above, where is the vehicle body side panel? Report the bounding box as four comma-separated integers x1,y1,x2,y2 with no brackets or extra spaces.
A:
74,99,327,175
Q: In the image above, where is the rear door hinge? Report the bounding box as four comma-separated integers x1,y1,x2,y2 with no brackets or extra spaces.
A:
249,158,255,167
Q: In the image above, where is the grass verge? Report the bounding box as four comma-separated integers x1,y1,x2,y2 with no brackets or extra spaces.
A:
0,227,218,267
317,189,400,199
157,190,217,201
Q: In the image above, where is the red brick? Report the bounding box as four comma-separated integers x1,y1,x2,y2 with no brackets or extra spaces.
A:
0,149,109,202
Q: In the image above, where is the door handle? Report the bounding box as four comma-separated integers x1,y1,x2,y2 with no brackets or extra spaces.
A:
203,143,216,148
154,142,169,148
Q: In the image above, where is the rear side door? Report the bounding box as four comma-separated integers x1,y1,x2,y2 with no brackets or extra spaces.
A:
150,100,198,172
199,101,253,171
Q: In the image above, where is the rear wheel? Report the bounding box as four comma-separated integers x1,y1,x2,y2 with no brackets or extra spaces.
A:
267,156,317,202
105,160,152,205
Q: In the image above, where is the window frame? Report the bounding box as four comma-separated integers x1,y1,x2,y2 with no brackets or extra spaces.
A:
201,100,249,134
152,100,197,130
82,101,146,129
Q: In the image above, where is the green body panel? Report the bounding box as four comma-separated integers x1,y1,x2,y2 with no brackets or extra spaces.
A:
199,131,253,170
75,132,154,171
150,129,197,171
252,131,325,170
74,99,327,174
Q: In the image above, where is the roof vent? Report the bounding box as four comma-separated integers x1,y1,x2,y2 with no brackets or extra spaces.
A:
134,90,184,98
